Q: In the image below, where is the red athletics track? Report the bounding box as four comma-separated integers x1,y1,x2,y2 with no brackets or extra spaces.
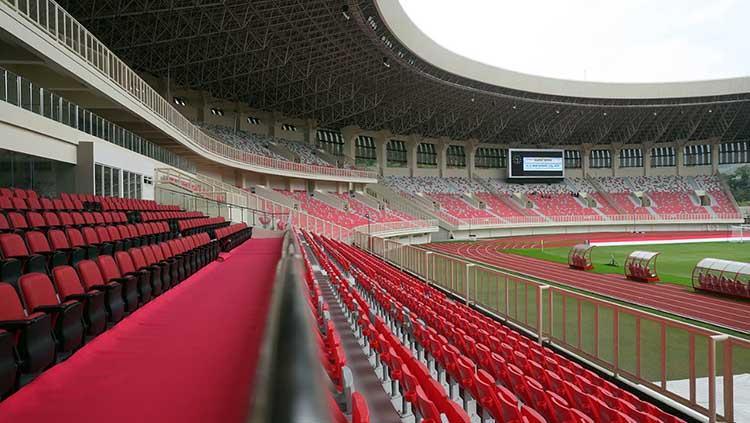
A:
425,232,750,333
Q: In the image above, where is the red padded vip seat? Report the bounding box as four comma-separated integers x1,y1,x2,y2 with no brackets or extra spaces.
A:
145,244,173,289
0,329,17,399
25,211,47,230
81,226,112,256
0,233,46,287
0,283,56,375
128,247,163,296
112,251,152,305
24,231,67,270
6,212,28,232
76,260,125,322
65,227,97,259
18,273,84,354
51,266,107,336
47,229,85,267
42,211,61,228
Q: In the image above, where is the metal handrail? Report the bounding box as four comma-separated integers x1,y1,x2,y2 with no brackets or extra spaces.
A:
247,230,331,422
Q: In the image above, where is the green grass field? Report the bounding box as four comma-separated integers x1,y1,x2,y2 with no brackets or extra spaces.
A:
505,241,750,287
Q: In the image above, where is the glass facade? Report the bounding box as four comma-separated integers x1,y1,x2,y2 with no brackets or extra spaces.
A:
0,149,74,197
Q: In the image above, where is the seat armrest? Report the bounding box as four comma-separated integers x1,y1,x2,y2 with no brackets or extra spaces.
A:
0,316,45,330
92,283,118,291
65,293,94,302
34,304,67,314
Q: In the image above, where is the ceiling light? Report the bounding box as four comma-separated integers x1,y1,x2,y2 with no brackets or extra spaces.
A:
382,57,390,68
341,5,350,20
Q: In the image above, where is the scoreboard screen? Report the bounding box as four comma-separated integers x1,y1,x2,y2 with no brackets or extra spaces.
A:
508,149,565,179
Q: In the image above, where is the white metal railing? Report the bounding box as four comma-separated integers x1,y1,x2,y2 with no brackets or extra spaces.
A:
355,235,750,423
154,168,354,241
453,212,744,229
351,219,439,236
1,0,377,181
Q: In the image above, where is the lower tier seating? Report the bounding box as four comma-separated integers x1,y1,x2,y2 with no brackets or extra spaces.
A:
306,232,686,423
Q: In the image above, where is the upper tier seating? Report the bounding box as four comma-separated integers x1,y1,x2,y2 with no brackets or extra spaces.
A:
428,194,495,219
199,124,284,160
528,193,599,218
335,193,416,223
275,138,334,166
648,192,707,216
279,191,368,229
474,193,527,218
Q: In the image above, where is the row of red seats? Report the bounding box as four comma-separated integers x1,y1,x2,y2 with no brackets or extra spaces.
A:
0,210,129,233
303,231,472,423
696,273,749,298
312,234,685,423
215,223,252,252
0,232,219,400
177,217,226,234
140,211,204,222
298,236,369,423
0,188,177,213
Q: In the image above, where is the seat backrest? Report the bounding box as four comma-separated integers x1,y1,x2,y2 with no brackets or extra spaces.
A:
51,266,86,298
117,225,130,239
19,273,60,310
25,231,52,254
415,386,441,423
57,211,73,226
47,229,71,250
81,226,100,245
150,244,165,261
0,233,29,258
141,246,158,265
52,198,65,210
26,211,46,228
160,242,174,258
70,212,85,226
82,212,96,226
43,211,60,227
7,212,28,229
92,212,105,225
0,282,26,321
128,248,148,268
95,226,111,243
11,197,28,210
0,214,9,232
65,228,86,248
26,196,42,210
351,392,369,423
77,260,106,290
12,189,27,200
40,198,54,210
107,226,121,241
520,404,546,423
113,251,135,274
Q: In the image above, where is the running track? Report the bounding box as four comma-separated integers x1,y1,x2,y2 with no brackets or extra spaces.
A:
425,232,750,333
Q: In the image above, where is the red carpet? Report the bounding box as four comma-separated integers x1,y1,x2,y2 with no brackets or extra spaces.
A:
0,237,283,423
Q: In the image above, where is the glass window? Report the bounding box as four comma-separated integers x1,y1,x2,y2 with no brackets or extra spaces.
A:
619,148,643,168
417,143,437,167
565,150,582,168
103,166,112,196
476,147,506,168
590,149,612,168
684,144,711,166
446,145,466,168
387,140,407,167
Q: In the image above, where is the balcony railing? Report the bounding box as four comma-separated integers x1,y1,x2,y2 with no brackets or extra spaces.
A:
0,67,196,172
1,0,377,181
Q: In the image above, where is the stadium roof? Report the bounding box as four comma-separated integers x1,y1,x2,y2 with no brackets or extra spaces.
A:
60,0,750,146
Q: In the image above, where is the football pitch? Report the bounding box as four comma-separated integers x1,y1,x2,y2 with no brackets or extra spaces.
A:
505,241,750,287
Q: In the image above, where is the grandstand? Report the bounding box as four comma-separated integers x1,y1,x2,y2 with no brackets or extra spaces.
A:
0,0,748,422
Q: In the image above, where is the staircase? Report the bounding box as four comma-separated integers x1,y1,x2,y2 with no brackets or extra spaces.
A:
474,177,533,216
586,176,626,214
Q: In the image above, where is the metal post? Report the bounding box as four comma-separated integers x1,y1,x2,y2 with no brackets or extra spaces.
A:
465,264,474,305
537,285,549,344
425,252,433,284
708,334,729,423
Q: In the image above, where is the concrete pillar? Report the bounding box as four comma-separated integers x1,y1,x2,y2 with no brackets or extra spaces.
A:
466,139,479,178
341,126,360,162
75,141,95,195
196,92,207,123
268,111,284,138
676,141,685,176
304,118,318,145
438,137,450,178
407,134,421,177
611,145,621,177
643,143,653,176
710,138,720,174
581,144,591,178
233,101,241,131
374,130,391,176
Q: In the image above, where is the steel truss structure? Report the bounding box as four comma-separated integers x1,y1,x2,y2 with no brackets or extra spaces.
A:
60,0,750,146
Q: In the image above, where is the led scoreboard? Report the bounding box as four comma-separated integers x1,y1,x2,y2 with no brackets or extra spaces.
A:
508,149,565,179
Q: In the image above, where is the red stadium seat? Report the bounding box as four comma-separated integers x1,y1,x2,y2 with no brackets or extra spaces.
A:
75,259,125,322
51,266,107,335
112,251,151,305
18,273,84,354
0,282,56,375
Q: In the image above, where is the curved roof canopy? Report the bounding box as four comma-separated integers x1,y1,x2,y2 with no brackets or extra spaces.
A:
60,0,750,146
